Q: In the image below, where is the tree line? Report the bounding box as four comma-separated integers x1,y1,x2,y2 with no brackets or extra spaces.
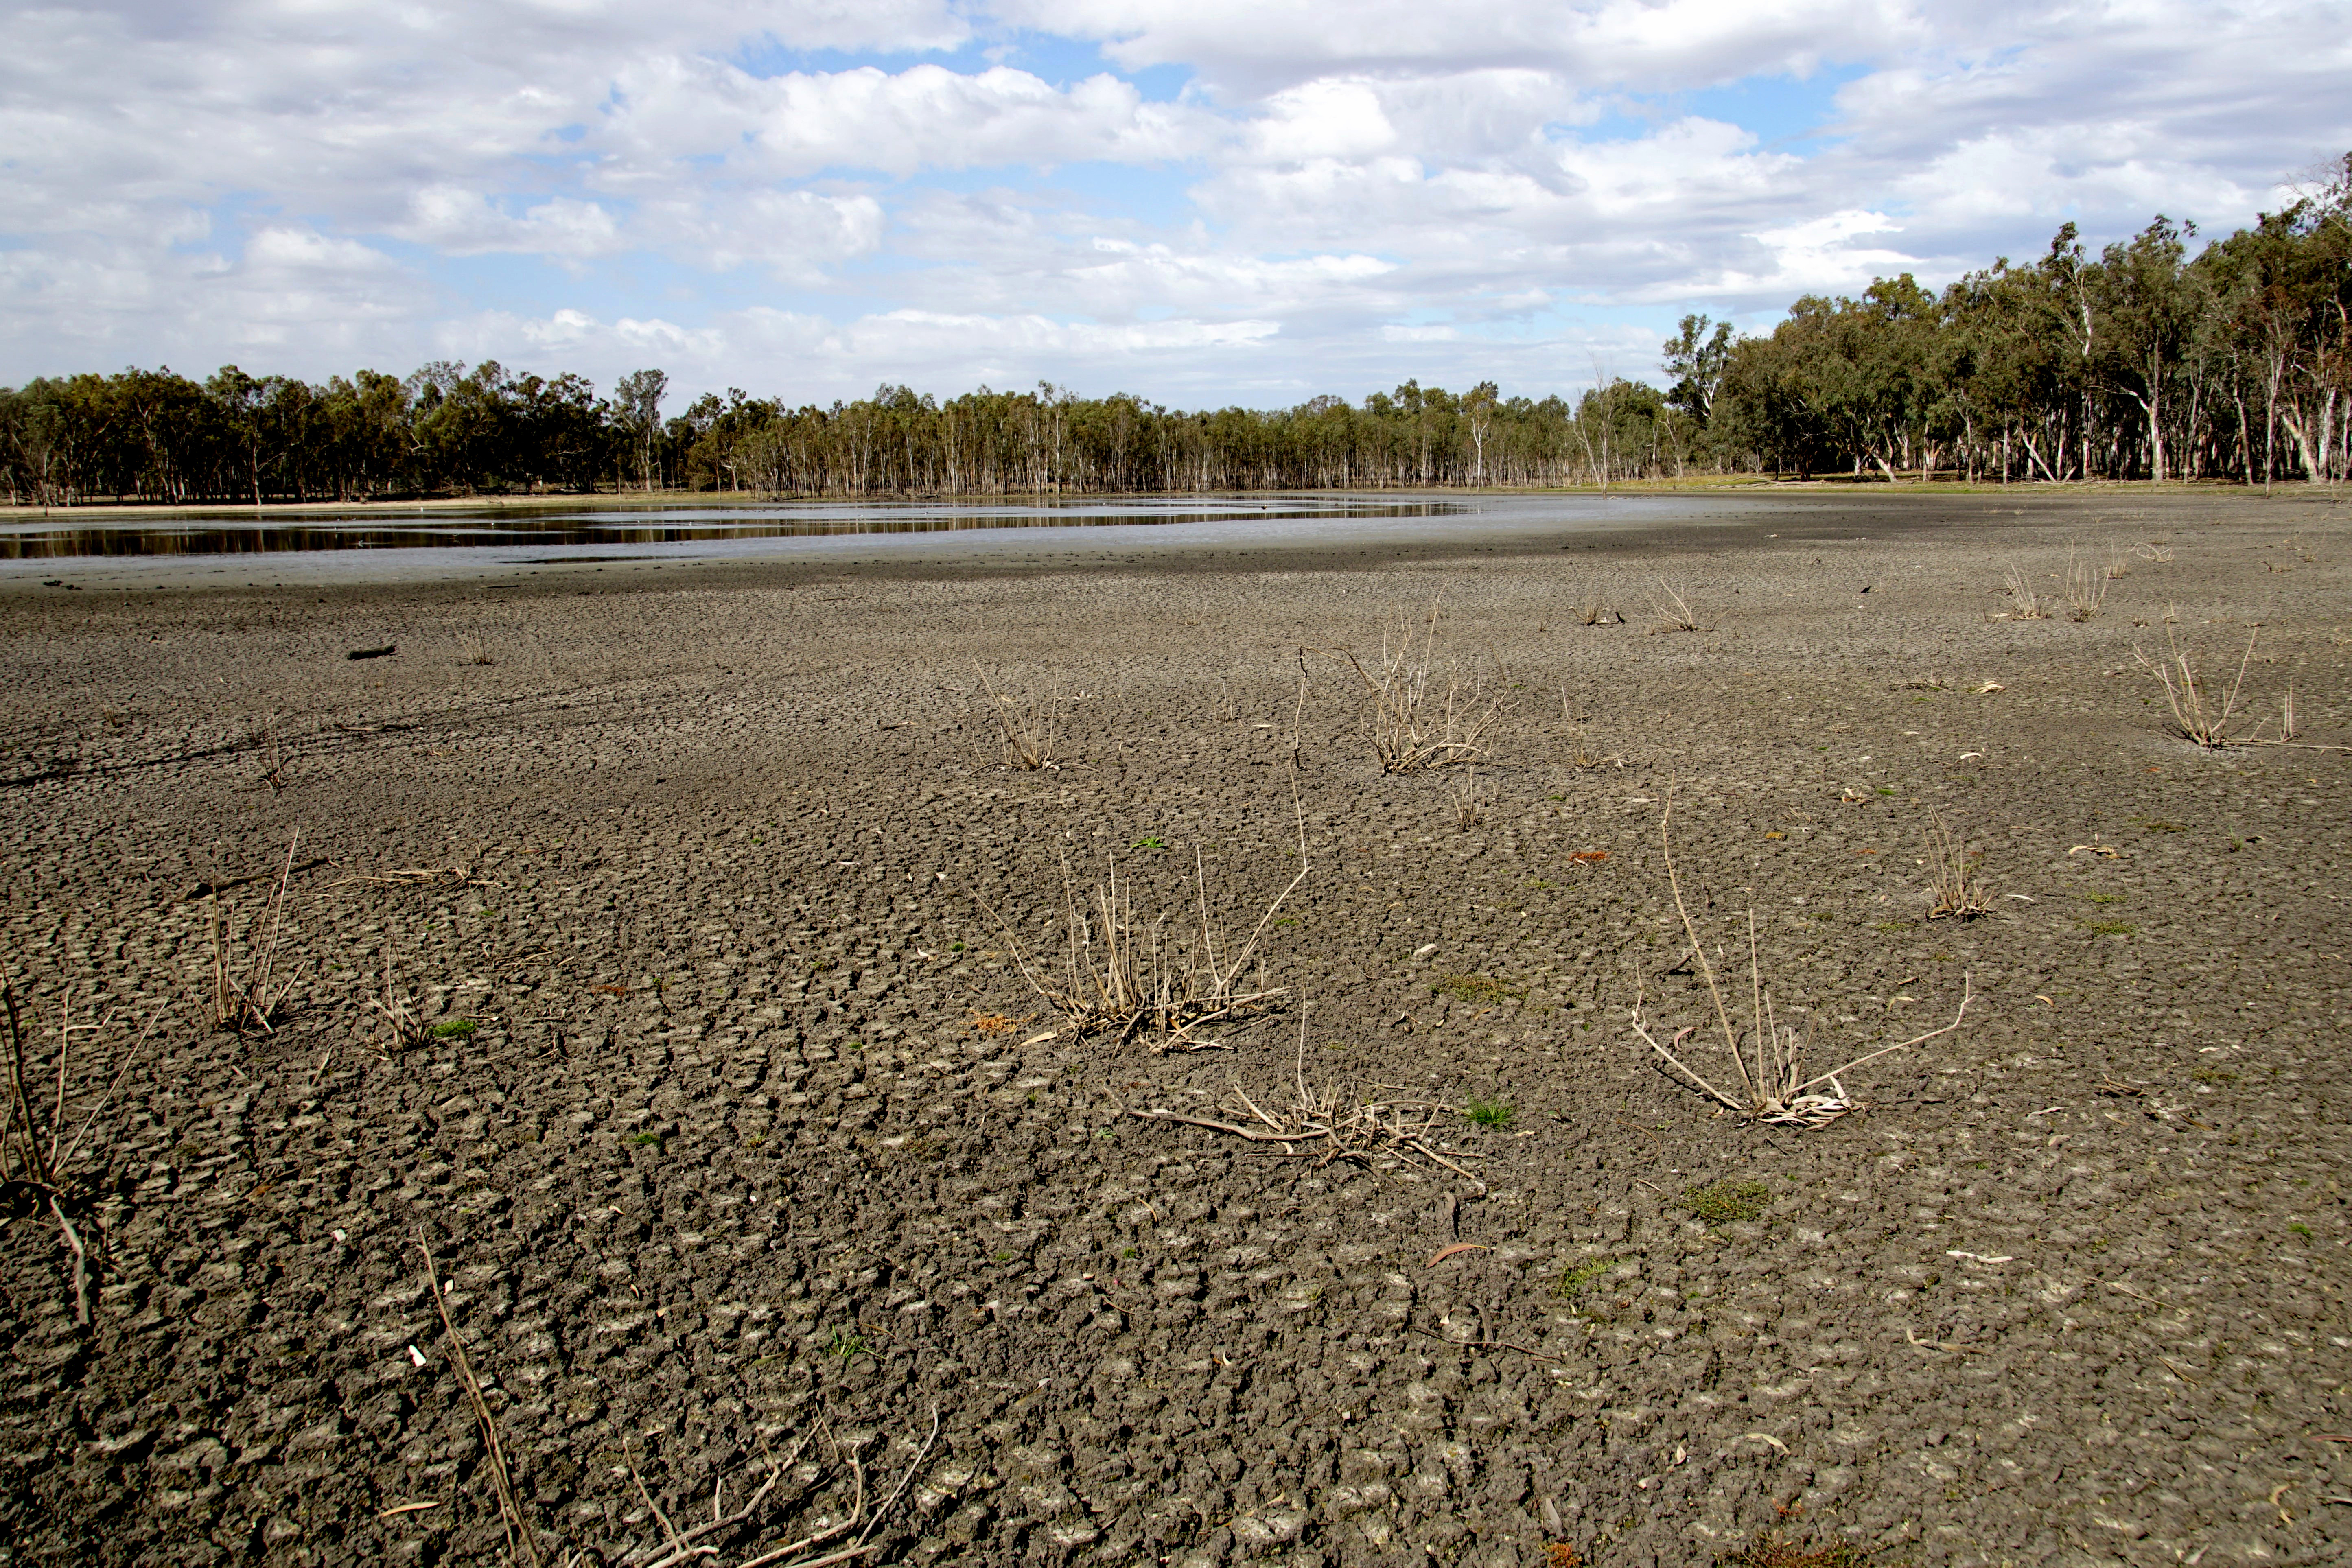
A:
2,156,2343,505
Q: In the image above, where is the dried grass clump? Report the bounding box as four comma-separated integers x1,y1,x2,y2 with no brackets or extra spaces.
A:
1628,791,1971,1126
978,806,1308,1050
1647,578,1701,634
1446,763,1488,831
2135,626,2258,748
975,663,1056,770
1576,597,1621,626
1337,596,1505,772
1925,810,1992,920
2063,549,2109,621
456,631,494,665
2002,565,2046,620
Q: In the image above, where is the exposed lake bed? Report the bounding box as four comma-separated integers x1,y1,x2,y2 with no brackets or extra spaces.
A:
2,488,2347,1566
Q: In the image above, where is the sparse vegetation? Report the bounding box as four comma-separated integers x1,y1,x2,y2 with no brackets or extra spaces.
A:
1718,1532,1871,1568
1685,1179,1773,1224
976,662,1056,769
1464,1095,1515,1127
1648,577,1701,633
2003,564,2046,619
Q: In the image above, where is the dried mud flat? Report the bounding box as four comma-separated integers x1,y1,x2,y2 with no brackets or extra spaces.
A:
2,490,2349,1568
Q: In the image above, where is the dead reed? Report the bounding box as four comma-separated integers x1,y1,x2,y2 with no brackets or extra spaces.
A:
210,831,300,1033
1336,596,1505,772
363,941,429,1050
974,663,1055,770
2063,549,2109,621
2003,565,2046,620
619,1411,941,1568
1446,763,1488,831
456,632,494,666
417,1233,544,1568
1924,810,1992,920
1647,578,1701,634
2135,626,2259,748
1628,790,1971,1126
976,801,1308,1050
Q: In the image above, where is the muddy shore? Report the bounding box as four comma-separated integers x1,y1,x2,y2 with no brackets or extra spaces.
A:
3,488,2349,1567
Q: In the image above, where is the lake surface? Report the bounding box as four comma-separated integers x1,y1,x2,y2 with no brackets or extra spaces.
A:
0,491,1721,587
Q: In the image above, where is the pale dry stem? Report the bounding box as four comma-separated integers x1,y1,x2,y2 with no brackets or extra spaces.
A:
1627,787,1971,1126
2135,626,2259,748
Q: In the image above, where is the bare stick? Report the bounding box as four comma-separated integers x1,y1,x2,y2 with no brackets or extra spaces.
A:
417,1233,543,1568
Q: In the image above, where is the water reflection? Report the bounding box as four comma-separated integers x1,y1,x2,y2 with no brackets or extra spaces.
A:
0,496,1467,561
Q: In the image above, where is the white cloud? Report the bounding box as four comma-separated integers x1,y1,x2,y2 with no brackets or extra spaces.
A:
0,1,2345,400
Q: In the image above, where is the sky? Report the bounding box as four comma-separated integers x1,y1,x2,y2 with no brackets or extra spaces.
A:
2,1,2348,410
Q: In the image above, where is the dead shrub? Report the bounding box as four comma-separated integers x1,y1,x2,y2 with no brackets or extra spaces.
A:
976,805,1308,1050
2063,549,2109,620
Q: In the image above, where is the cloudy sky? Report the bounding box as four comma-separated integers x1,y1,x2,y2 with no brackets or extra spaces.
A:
3,2,2347,408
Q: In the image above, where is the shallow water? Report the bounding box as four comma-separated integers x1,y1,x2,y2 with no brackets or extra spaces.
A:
0,491,1714,587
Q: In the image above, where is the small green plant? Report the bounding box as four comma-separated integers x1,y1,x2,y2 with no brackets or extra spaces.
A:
2082,920,2137,936
429,1018,477,1038
1273,916,1300,927
2288,1222,2313,1238
1718,1531,1870,1567
1553,1257,1618,1299
992,1251,1017,1262
1120,1246,1139,1260
1464,1096,1515,1128
1874,786,1896,797
2081,892,2124,904
1432,973,1525,1006
630,1131,663,1149
827,1326,869,1362
1684,1179,1772,1224
1132,835,1168,850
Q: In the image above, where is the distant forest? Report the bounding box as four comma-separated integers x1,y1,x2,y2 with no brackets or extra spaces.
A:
4,158,2346,503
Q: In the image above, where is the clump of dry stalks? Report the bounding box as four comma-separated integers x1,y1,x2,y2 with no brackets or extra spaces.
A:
456,631,494,666
3,984,162,1323
2136,625,2259,748
2063,549,2109,621
975,663,1056,770
978,804,1309,1050
1336,596,1506,772
1647,578,1701,634
1446,762,1489,831
2002,565,2046,620
210,832,301,1033
1925,810,1992,920
1629,792,1971,1127
1121,1016,1487,1189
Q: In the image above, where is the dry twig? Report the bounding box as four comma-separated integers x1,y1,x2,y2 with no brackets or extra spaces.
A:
417,1233,544,1568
